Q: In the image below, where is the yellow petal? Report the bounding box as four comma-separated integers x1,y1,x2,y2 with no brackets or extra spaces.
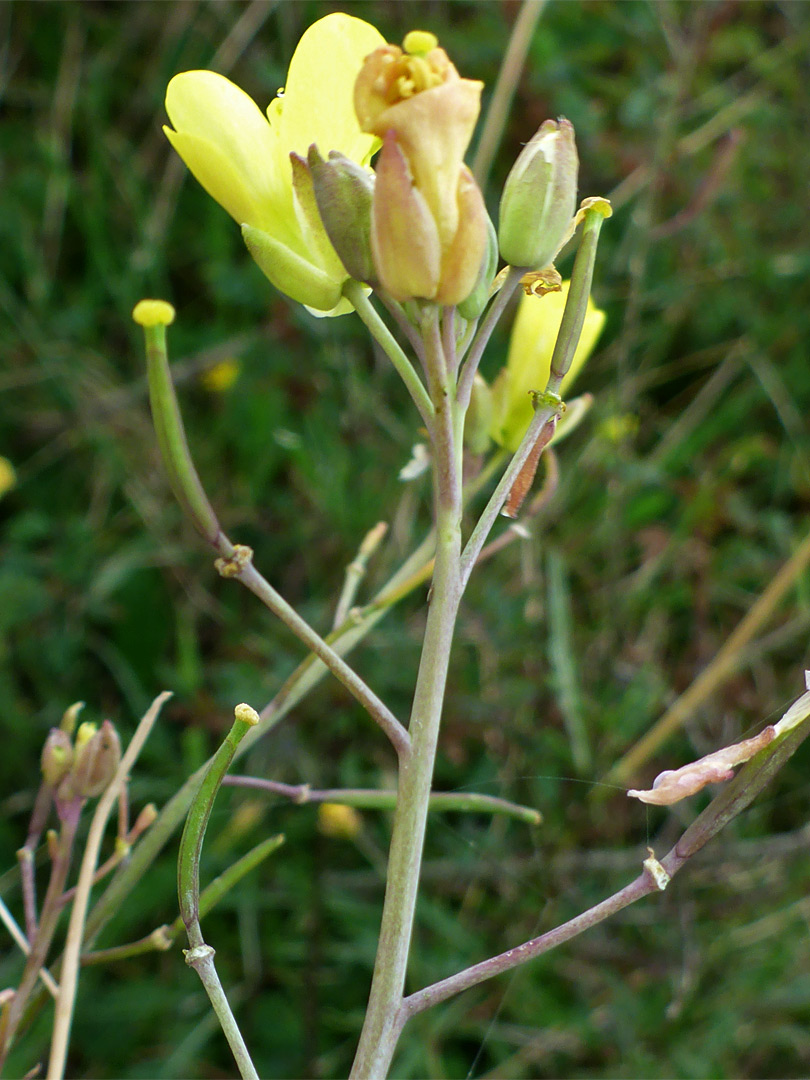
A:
490,282,605,451
277,13,385,163
165,71,289,233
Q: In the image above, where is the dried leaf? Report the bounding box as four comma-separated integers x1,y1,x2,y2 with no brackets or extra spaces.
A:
627,725,776,805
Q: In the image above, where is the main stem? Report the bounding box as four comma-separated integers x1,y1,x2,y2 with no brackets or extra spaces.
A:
350,315,463,1080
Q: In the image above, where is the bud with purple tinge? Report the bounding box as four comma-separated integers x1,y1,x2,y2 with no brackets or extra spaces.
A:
41,729,74,788
72,720,121,798
307,147,376,284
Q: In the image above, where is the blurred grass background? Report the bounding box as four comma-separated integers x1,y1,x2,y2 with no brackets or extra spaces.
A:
3,0,810,1076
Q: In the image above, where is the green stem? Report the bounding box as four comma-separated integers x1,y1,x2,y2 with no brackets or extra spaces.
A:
456,265,526,411
142,314,410,759
344,280,435,428
222,777,543,826
143,323,222,545
81,534,435,955
82,834,285,966
178,707,257,948
400,696,810,1020
178,705,260,1080
232,555,410,759
0,895,58,997
333,521,388,630
184,945,259,1080
350,310,464,1079
546,209,607,395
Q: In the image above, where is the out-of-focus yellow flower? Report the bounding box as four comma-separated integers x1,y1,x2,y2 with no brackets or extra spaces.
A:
0,457,16,499
164,13,385,315
598,413,639,445
318,802,362,840
354,31,488,305
489,281,605,451
201,359,240,394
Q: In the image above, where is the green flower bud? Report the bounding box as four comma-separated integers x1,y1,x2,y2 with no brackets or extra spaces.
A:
498,118,578,270
307,147,376,284
464,374,493,454
72,720,121,798
41,729,74,787
457,211,498,320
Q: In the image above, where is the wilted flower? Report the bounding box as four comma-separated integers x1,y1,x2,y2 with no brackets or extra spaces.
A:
628,725,777,805
354,30,488,305
489,281,605,452
164,14,385,315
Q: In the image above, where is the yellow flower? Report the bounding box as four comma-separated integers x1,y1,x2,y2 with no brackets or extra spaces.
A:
164,13,385,315
354,32,488,305
201,358,240,394
489,282,605,451
318,802,363,840
0,457,16,499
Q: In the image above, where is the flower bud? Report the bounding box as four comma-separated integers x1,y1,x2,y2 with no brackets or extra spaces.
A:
41,729,74,788
307,147,376,284
72,720,121,798
60,701,85,737
74,721,97,753
498,118,578,270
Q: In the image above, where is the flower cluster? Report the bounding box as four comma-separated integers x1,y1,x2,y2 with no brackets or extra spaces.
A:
163,12,605,447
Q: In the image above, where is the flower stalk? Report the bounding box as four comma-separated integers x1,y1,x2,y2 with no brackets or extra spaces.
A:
178,704,262,1080
351,311,464,1080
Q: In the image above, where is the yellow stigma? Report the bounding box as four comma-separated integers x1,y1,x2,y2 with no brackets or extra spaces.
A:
403,30,438,56
132,299,176,327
